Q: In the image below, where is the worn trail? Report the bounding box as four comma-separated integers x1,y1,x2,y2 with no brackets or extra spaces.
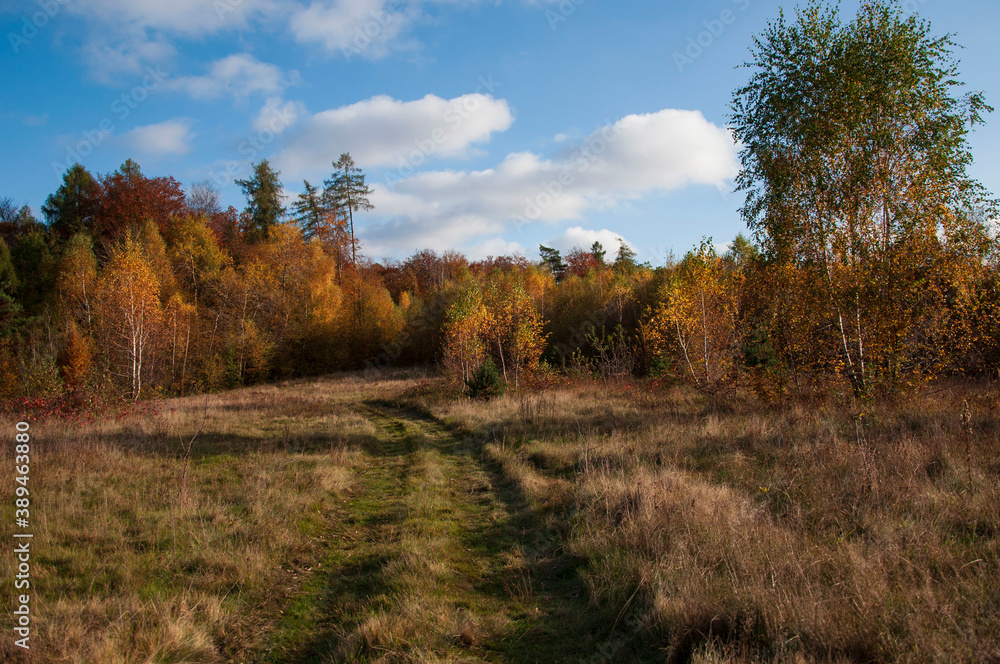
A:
256,399,604,663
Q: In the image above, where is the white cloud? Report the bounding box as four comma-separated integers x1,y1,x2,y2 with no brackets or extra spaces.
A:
359,108,739,254
121,118,196,156
65,0,458,85
253,97,306,133
169,54,298,100
588,109,739,192
714,240,734,255
463,238,527,261
289,0,416,58
275,93,514,177
65,0,538,81
546,227,631,254
69,0,278,35
68,0,281,82
81,34,176,84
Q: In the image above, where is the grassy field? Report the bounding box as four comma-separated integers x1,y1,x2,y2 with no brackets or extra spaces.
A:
2,371,998,663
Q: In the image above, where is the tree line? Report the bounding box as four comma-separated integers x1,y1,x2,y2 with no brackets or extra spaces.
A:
1,0,997,404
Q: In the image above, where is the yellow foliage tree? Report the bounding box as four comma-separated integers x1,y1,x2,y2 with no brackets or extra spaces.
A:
648,242,743,388
56,232,98,331
164,214,230,308
481,270,547,389
442,281,487,386
164,294,197,394
96,238,163,400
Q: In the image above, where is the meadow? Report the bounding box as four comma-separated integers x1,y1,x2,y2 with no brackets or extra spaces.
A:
2,370,997,663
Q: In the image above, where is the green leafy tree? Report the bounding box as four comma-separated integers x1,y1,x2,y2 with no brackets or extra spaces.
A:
10,226,54,312
0,238,22,337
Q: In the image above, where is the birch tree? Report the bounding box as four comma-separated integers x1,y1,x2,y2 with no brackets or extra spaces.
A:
96,238,162,400
730,0,996,395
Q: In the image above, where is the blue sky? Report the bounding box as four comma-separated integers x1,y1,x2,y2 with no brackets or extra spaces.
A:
2,0,999,263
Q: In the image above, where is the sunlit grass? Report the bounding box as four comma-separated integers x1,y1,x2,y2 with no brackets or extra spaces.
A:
3,371,997,662
0,370,430,663
422,380,1000,662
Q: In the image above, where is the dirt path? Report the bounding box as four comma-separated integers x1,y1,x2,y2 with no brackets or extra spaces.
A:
253,399,610,664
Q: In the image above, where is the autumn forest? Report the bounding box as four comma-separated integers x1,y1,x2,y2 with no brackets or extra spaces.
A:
4,2,1000,662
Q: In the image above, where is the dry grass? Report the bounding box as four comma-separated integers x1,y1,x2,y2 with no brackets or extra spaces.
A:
0,370,431,663
421,380,1000,662
4,370,997,662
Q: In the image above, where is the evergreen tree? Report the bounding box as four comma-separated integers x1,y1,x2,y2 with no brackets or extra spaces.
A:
42,164,101,240
323,153,373,268
539,245,567,281
0,238,21,338
613,240,637,272
591,241,607,266
292,180,328,241
236,160,286,241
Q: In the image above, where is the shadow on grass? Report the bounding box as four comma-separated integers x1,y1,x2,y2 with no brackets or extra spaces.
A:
356,398,666,664
256,553,398,664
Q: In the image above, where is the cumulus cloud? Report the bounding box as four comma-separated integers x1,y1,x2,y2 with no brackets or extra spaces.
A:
289,0,417,58
168,54,298,100
359,108,739,254
121,118,196,156
546,227,632,254
288,0,499,58
253,97,306,133
275,92,514,178
67,0,280,82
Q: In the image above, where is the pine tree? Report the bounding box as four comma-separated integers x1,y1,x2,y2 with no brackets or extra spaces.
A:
236,160,286,242
539,245,567,282
613,240,637,272
591,241,607,266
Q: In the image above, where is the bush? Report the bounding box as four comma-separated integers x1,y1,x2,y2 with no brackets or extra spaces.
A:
465,357,505,400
